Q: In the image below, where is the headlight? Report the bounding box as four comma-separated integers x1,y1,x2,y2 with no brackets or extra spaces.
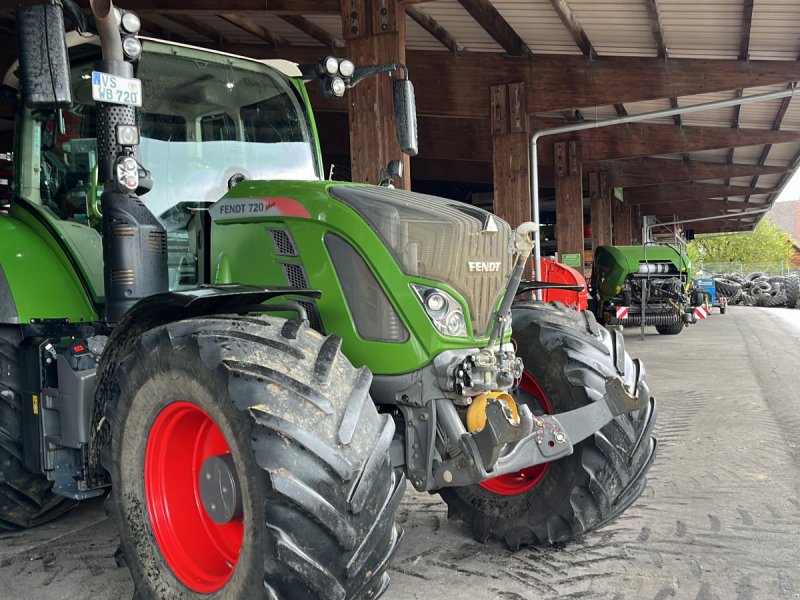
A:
425,291,446,313
121,11,141,34
122,36,142,60
412,284,467,337
323,56,339,75
339,59,355,78
330,76,346,97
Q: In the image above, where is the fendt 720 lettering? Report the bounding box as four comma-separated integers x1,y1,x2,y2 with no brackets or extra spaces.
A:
0,2,656,597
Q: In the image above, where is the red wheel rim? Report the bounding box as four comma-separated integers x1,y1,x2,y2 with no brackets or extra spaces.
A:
144,402,243,593
479,372,553,496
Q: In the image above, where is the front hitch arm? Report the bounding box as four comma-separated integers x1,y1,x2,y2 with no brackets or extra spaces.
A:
486,221,538,348
431,377,648,489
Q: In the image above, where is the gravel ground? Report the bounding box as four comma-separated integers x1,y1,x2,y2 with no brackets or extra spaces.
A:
1,306,799,600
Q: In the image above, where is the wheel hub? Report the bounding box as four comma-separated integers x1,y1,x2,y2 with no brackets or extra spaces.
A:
144,401,243,593
199,453,243,525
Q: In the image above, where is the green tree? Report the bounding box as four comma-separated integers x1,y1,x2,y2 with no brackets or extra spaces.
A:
688,219,794,265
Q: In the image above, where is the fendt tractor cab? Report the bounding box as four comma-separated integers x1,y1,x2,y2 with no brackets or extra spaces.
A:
0,1,657,597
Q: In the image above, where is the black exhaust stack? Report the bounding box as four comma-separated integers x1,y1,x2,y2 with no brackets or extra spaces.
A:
91,0,167,323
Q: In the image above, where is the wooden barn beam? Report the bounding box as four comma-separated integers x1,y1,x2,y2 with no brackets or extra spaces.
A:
644,0,668,58
639,198,740,210
491,82,531,227
218,13,287,46
599,157,788,188
613,201,633,245
119,0,341,13
342,0,410,188
139,17,192,45
746,82,796,201
625,183,774,204
550,0,596,59
405,5,463,52
588,170,612,256
242,45,800,117
278,15,343,48
456,0,530,56
532,119,800,165
411,158,493,183
739,0,754,61
162,14,231,44
554,141,584,260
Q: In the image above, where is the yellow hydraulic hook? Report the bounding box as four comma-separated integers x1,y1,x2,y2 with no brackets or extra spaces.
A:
466,391,520,432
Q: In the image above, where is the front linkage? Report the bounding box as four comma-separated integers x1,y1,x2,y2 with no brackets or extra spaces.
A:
381,223,650,494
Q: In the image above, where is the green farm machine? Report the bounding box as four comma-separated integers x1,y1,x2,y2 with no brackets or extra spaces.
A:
1,1,656,597
592,244,702,335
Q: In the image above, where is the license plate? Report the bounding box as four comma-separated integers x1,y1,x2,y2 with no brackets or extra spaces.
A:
91,71,142,107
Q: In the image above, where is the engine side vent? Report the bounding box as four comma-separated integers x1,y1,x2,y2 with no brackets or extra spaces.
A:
111,269,134,285
270,229,298,256
148,230,167,254
282,263,308,289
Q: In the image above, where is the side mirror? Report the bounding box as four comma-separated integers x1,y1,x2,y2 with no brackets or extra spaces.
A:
393,79,418,157
15,5,72,109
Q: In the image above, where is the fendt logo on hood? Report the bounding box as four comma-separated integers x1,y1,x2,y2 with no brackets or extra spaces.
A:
468,261,501,272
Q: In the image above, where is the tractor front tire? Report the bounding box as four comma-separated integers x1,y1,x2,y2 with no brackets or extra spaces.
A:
655,321,684,335
0,326,75,531
103,315,403,599
438,302,656,549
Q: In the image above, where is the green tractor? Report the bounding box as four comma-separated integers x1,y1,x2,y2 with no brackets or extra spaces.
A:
592,244,702,335
1,1,656,597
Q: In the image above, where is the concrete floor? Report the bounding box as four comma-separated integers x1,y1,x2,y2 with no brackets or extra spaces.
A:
1,306,799,600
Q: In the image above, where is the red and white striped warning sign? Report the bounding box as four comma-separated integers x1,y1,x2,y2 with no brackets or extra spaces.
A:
694,306,708,319
616,306,629,320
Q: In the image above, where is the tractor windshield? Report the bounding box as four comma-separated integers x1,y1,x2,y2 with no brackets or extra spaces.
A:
20,39,319,223
134,41,320,217
14,38,319,292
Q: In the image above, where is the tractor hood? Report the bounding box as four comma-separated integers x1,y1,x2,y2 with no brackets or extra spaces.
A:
328,185,513,337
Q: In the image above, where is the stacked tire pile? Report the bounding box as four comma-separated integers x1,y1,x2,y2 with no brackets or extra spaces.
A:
713,273,800,308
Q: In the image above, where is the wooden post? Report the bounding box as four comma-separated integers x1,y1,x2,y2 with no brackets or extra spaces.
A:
613,199,632,245
490,83,531,228
342,0,410,189
554,140,583,262
588,170,612,256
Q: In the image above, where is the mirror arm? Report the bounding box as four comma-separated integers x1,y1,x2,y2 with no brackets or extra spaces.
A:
349,63,408,87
